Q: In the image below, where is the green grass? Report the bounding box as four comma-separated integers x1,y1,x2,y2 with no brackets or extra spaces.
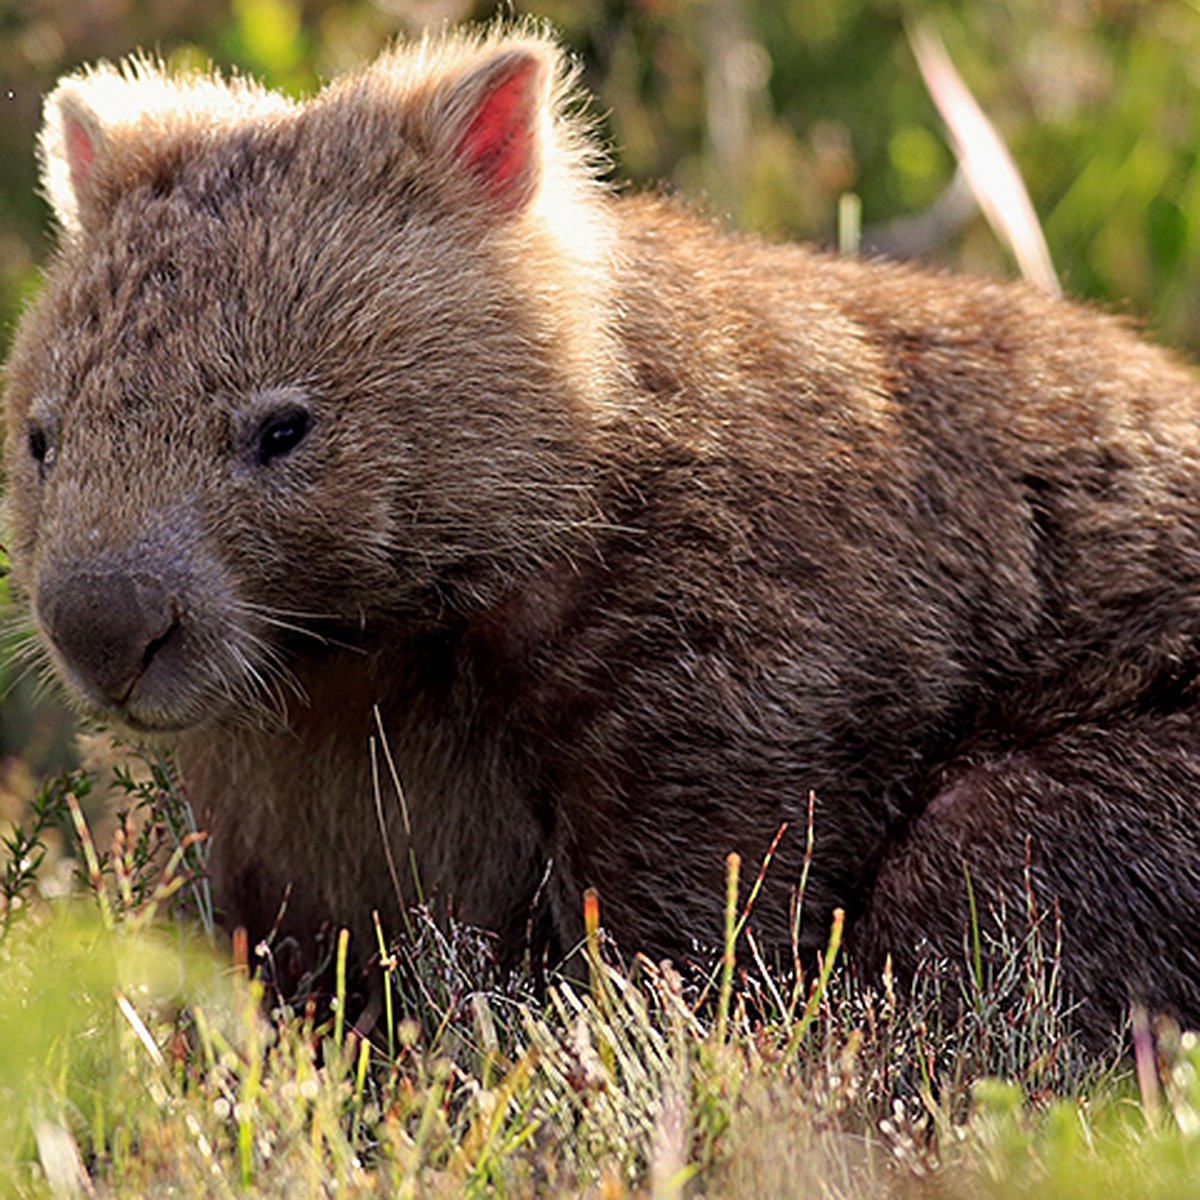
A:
3,758,1200,1198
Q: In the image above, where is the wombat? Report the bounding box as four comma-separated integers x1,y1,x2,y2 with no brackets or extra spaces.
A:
7,25,1200,1045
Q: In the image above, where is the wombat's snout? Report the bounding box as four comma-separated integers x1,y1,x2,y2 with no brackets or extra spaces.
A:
39,569,182,708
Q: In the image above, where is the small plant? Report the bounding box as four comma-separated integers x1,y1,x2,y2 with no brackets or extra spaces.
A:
105,742,214,933
1,767,83,935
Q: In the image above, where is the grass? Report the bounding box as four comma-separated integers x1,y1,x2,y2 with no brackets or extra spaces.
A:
3,757,1200,1197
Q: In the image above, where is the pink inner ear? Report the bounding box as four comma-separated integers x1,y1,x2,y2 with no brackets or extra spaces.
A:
455,57,541,213
65,112,99,194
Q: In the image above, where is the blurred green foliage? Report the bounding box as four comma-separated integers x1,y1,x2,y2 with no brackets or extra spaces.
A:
4,0,1200,768
4,1,1200,344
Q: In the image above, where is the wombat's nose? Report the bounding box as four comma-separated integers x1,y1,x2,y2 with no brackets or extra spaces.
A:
39,572,181,706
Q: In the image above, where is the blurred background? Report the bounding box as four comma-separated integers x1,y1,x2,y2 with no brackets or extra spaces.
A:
4,0,1200,804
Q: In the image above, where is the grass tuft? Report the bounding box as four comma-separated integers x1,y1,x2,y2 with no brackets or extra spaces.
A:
0,758,1196,1197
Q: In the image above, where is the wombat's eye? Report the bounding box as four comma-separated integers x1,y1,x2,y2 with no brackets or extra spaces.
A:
27,423,54,474
255,406,311,465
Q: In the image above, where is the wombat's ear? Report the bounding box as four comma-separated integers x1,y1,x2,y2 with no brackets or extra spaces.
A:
431,45,552,216
40,85,111,235
40,63,289,238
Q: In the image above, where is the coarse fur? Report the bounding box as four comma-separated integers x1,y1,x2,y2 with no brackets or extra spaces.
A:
7,22,1200,1045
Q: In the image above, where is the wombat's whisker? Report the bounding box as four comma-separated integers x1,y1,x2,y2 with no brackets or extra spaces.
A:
230,601,367,657
0,616,56,699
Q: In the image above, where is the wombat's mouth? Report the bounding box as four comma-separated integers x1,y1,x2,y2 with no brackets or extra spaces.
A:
39,617,280,739
41,628,242,737
60,672,237,739
96,702,207,738
34,558,290,737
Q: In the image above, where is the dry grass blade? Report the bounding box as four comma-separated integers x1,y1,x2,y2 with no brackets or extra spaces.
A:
909,18,1061,298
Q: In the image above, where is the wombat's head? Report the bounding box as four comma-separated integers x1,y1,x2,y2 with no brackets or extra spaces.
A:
3,27,615,734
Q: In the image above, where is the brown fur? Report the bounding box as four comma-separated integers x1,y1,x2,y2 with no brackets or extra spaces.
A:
7,25,1200,1044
